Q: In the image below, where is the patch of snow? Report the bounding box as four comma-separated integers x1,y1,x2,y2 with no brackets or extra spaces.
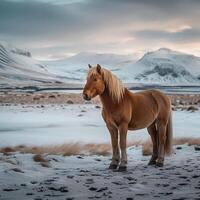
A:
0,104,199,147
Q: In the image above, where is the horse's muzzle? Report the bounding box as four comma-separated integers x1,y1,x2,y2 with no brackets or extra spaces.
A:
83,93,91,101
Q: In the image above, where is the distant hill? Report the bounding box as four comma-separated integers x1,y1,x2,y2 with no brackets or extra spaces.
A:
129,48,200,85
0,42,64,86
1,41,200,86
45,48,200,85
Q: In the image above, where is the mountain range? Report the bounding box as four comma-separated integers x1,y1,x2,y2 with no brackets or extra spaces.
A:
1,41,200,87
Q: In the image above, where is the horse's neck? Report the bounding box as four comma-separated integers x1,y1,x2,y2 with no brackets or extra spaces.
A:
99,87,120,110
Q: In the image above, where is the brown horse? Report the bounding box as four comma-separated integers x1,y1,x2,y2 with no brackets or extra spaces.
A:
83,64,173,171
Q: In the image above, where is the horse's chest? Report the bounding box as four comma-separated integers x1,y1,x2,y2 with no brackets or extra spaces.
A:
102,109,123,127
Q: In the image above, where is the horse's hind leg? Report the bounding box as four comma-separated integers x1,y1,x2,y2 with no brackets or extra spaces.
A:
147,122,158,165
156,121,167,167
107,124,120,169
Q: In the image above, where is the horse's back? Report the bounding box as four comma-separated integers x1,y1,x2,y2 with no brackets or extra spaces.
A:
129,89,170,111
126,89,171,129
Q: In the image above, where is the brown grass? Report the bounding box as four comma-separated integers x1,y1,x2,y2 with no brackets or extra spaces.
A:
0,137,199,157
33,154,48,163
173,137,200,146
141,137,200,156
142,138,153,156
33,154,49,167
186,106,199,112
0,143,112,156
1,147,15,153
0,141,144,156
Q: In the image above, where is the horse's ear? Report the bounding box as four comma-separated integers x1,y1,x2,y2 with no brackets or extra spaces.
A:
88,64,92,68
96,64,101,74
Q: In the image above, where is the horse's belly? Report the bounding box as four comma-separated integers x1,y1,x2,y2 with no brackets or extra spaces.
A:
128,125,143,131
128,116,156,131
128,123,149,131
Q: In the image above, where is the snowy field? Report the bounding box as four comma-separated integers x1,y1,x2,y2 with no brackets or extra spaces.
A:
0,143,200,200
0,104,200,148
0,104,200,200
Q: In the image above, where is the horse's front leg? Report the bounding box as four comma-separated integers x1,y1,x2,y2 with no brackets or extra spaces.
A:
106,124,120,169
118,122,128,172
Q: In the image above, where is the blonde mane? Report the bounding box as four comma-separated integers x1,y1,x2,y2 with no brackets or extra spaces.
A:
88,66,125,103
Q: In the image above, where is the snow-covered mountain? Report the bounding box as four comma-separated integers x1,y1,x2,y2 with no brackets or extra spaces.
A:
137,48,200,75
0,42,64,86
45,52,137,69
45,48,200,85
127,48,200,85
1,41,200,86
44,52,137,83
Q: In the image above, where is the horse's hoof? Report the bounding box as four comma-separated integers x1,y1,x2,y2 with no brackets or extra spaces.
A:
117,166,127,172
109,164,118,170
156,162,164,167
148,160,156,165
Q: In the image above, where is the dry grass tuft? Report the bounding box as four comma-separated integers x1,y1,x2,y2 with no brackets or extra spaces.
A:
142,138,152,156
84,143,111,156
33,154,50,168
33,154,48,163
62,143,83,156
0,143,112,156
186,106,199,112
40,162,50,168
1,147,15,154
1,137,200,157
173,137,200,146
141,137,200,156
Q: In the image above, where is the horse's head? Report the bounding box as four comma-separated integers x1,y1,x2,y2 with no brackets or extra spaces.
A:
83,64,105,101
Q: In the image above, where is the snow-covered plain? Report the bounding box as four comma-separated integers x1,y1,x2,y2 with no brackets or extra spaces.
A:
0,104,199,148
0,104,200,200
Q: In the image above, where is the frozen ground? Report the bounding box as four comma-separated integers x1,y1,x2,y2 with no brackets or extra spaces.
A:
0,104,200,147
0,145,200,200
0,104,200,200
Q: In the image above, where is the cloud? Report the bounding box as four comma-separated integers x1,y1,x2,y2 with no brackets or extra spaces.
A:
134,28,200,43
0,0,86,39
0,0,200,58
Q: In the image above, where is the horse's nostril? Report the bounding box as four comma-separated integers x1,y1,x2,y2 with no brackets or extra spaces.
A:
83,94,87,99
83,93,91,101
83,93,88,100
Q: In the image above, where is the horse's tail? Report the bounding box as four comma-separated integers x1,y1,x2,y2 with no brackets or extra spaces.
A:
165,110,173,155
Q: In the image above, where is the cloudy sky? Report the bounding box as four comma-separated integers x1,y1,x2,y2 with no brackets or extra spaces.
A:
0,0,200,60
